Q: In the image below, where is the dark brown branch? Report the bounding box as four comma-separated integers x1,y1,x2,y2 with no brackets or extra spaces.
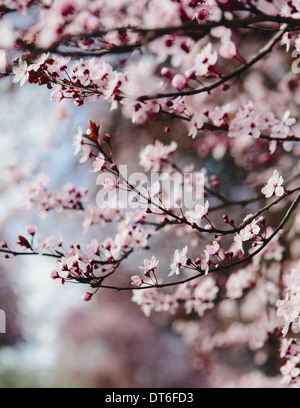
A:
139,23,289,101
91,190,300,292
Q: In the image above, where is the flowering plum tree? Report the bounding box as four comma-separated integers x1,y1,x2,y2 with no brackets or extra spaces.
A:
1,0,300,387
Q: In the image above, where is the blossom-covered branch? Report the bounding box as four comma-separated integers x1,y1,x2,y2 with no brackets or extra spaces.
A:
2,0,300,387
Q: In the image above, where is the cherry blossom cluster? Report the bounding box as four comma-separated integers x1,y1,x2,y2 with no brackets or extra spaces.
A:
2,0,300,388
11,51,299,160
132,275,219,318
25,172,89,219
280,338,300,387
276,261,300,386
277,261,300,338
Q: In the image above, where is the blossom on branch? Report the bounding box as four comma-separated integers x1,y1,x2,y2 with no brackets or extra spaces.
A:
12,58,29,86
3,0,300,388
169,245,188,277
139,256,159,277
261,170,285,199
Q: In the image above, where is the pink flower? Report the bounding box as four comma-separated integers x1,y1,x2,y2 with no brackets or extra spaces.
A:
50,270,60,280
139,140,177,172
103,178,116,191
219,40,237,60
239,215,260,242
28,52,50,72
37,235,63,255
89,153,106,173
86,239,100,256
261,170,284,198
233,233,244,254
169,245,188,276
131,275,144,287
12,59,29,86
192,43,218,77
139,256,159,275
73,127,83,155
148,181,160,199
26,225,37,236
79,144,91,164
206,240,220,256
188,112,204,139
200,249,210,275
172,74,187,91
82,292,93,302
50,84,64,102
211,26,237,60
186,200,209,222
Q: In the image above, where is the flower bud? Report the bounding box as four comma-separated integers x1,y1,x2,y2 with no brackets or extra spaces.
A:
172,74,187,91
50,270,60,280
26,225,37,236
103,133,111,142
82,292,93,302
161,67,173,79
259,216,266,225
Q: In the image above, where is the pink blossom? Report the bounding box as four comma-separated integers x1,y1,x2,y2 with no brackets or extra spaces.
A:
226,267,255,300
184,276,219,316
50,84,64,102
37,235,63,255
261,170,285,198
28,52,50,71
139,140,177,172
47,55,71,74
239,215,260,242
200,249,210,275
169,245,188,276
206,240,220,256
228,101,277,139
131,275,144,287
188,112,204,139
233,233,244,254
82,292,93,302
86,239,100,256
103,178,116,191
89,153,106,173
26,225,37,236
211,26,237,59
219,40,237,60
148,181,160,199
269,111,296,153
12,59,29,86
139,256,159,275
123,56,161,99
277,262,300,337
192,43,218,77
73,127,83,155
50,270,60,280
280,357,300,385
79,144,92,164
172,74,187,91
186,200,209,223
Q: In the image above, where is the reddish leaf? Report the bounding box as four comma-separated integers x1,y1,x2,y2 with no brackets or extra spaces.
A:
17,236,31,249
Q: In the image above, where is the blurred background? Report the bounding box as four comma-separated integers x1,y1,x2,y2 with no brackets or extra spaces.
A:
0,75,208,388
0,25,294,387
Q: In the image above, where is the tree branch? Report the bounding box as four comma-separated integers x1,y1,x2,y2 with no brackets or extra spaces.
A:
139,23,289,101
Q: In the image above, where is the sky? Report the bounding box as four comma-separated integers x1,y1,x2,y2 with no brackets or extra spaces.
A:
0,75,93,387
